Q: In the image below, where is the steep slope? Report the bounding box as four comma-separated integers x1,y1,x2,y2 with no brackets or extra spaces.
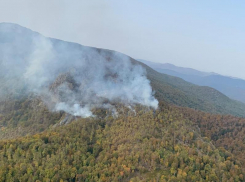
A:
176,105,245,168
0,23,245,181
51,40,245,118
143,64,245,117
139,59,245,104
0,105,243,181
1,23,245,140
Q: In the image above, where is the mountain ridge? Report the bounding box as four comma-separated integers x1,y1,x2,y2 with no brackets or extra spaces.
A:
0,23,245,118
138,59,245,103
0,23,245,181
138,59,216,77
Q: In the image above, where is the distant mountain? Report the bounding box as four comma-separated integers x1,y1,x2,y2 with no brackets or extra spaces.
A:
138,59,215,77
144,64,245,117
1,23,245,181
138,59,245,103
0,23,245,124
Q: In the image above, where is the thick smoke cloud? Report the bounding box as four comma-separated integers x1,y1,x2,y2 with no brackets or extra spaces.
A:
0,23,158,117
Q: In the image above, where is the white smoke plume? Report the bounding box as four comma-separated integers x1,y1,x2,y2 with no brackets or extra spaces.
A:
0,23,158,117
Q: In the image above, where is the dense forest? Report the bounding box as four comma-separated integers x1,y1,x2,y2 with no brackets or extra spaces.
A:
145,63,245,118
0,97,63,139
1,23,245,181
0,103,244,181
1,67,245,181
176,106,245,169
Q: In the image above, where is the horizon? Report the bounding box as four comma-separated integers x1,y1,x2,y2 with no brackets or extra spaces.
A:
1,2,245,181
0,1,245,79
1,21,243,81
137,58,245,80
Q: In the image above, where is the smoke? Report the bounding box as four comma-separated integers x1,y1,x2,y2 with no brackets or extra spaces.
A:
0,23,158,117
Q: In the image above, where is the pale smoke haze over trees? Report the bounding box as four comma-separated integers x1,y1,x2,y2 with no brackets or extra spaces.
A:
0,23,158,117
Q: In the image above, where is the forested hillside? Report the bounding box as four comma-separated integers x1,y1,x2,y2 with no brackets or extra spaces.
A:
0,104,244,181
1,23,245,118
138,59,245,104
0,97,63,139
1,23,245,181
177,106,245,169
143,63,245,118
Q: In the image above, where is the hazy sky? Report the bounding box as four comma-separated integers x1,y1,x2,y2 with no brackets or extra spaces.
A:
0,0,245,78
